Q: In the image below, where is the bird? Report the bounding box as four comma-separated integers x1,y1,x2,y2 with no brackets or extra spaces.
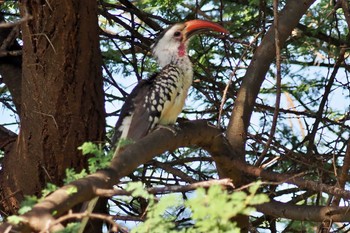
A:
79,20,228,233
111,19,229,153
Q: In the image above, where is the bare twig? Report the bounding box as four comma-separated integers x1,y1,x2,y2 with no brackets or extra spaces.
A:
306,47,346,154
152,161,198,183
256,0,282,166
0,50,22,57
113,215,144,222
95,178,234,197
40,210,119,233
218,32,262,126
332,139,350,206
233,174,305,192
0,13,32,28
0,26,19,50
284,92,305,137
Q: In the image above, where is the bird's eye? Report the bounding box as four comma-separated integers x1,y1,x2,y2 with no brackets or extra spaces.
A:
174,31,181,37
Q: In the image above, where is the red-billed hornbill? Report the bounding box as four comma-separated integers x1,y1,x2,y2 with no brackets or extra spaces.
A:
111,20,228,151
79,20,228,232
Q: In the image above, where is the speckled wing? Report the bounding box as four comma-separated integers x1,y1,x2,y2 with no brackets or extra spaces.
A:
111,77,154,147
111,65,180,148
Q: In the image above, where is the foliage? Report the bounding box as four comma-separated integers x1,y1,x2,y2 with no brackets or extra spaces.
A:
131,194,179,233
55,223,81,233
6,215,25,225
186,183,268,232
78,142,113,173
7,195,40,224
17,195,38,215
63,168,89,184
41,183,58,198
5,142,108,225
127,181,269,233
11,181,58,218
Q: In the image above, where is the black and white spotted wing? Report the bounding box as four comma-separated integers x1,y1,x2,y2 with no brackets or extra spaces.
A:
111,64,181,147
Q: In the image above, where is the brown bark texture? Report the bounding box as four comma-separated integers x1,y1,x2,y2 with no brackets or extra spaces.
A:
0,0,105,215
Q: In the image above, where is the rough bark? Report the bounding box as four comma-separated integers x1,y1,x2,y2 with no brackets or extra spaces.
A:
0,0,105,216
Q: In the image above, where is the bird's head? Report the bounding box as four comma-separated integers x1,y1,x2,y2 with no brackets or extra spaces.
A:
152,20,229,67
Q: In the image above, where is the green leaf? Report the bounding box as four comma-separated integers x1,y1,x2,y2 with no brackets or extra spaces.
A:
66,186,78,195
78,142,112,173
131,194,181,233
121,181,268,232
248,181,261,194
18,206,32,215
63,168,88,184
18,195,38,215
126,181,154,200
7,215,25,225
185,182,269,232
78,142,100,156
41,182,58,198
116,138,135,148
55,222,81,233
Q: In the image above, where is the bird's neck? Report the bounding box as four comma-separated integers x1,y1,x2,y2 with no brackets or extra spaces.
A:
153,42,193,84
153,43,191,67
156,53,192,77
174,56,193,81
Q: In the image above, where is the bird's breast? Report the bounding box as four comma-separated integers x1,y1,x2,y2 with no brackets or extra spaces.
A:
157,65,193,125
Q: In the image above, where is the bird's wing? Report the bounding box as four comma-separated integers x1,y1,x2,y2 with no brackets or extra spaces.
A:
112,64,180,148
111,73,159,147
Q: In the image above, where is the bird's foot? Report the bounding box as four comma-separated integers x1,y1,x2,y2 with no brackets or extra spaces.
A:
156,124,180,135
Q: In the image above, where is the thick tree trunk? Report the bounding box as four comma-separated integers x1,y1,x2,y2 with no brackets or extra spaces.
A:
0,0,105,215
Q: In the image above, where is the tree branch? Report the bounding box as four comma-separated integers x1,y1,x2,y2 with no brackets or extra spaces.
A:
307,47,346,154
95,178,234,197
257,200,350,222
0,125,17,151
40,210,119,233
0,13,32,28
332,139,350,206
226,0,316,161
2,120,350,232
255,0,282,166
0,120,222,232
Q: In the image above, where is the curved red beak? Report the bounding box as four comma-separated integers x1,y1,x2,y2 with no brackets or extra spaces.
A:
184,19,229,40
